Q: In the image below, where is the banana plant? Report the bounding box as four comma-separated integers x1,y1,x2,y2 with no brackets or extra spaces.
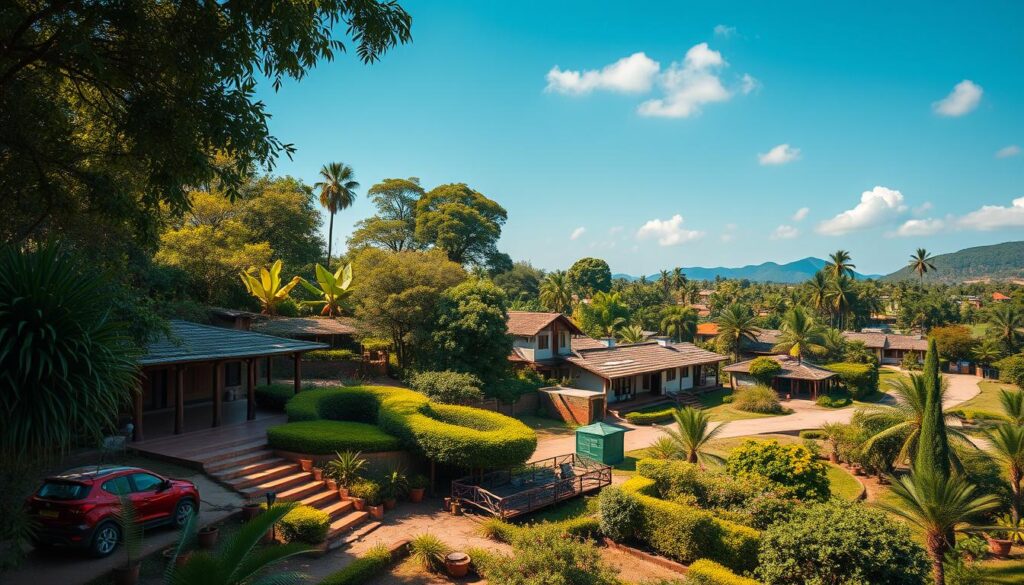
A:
239,260,301,315
299,263,353,317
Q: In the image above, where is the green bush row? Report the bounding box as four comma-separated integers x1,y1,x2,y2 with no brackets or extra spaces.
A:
732,385,783,414
305,349,360,362
479,515,601,543
254,384,294,412
318,544,392,585
823,362,878,399
798,430,825,440
266,420,402,454
687,559,761,585
624,406,676,425
815,395,851,408
278,505,330,544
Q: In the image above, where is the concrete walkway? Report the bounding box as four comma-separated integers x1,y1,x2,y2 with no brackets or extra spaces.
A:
532,371,982,460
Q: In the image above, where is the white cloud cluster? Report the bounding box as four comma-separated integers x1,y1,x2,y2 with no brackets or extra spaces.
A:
771,225,799,239
570,226,586,240
933,80,983,117
740,73,760,95
713,24,737,38
957,196,1024,230
545,52,659,95
816,186,908,236
792,207,810,222
758,143,801,165
996,145,1021,159
636,214,704,246
895,218,946,237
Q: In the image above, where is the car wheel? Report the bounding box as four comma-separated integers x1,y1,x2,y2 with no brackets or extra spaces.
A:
173,498,196,528
90,522,120,557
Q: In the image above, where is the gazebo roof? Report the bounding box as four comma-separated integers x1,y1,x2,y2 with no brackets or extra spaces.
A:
723,355,837,381
250,316,358,337
140,320,326,366
575,422,629,436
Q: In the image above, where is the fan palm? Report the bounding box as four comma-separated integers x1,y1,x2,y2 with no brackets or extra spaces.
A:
239,260,302,315
859,374,976,470
298,263,353,317
987,303,1024,354
539,270,573,314
999,389,1024,425
715,304,761,361
880,470,999,585
660,407,727,465
617,324,647,344
970,339,1004,366
985,423,1024,528
826,250,856,279
167,503,313,585
772,306,826,364
908,248,937,284
314,162,359,267
660,305,698,343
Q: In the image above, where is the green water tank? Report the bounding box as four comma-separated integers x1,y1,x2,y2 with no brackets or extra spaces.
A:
575,422,629,465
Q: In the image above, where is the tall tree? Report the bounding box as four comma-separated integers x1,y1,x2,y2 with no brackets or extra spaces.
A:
492,262,544,303
715,303,761,361
805,271,832,323
908,248,937,284
773,306,827,364
414,183,507,266
575,291,629,339
916,338,951,480
538,270,573,314
566,257,612,298
348,177,424,252
429,279,512,386
826,250,856,280
829,275,856,331
987,303,1024,354
659,269,671,296
671,267,686,292
660,305,698,343
314,162,359,266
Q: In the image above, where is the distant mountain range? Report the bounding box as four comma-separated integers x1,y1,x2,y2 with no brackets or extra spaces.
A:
613,241,1024,284
881,241,1024,284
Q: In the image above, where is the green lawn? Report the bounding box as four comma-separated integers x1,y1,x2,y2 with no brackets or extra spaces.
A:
699,387,793,422
826,464,865,501
956,380,1016,418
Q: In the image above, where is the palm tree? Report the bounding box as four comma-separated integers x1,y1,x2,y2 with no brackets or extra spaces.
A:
985,424,1024,529
314,162,359,267
826,250,856,280
617,324,647,344
859,375,975,470
999,389,1024,425
671,267,686,291
772,306,826,364
987,303,1024,354
587,291,630,338
805,271,832,324
908,248,937,284
829,275,856,331
880,470,999,585
659,269,671,295
660,305,698,343
715,304,761,361
660,407,727,465
971,339,1004,368
539,270,573,314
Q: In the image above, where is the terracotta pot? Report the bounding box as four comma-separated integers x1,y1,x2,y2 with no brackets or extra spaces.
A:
450,501,462,516
828,452,838,464
445,552,471,578
408,487,425,503
338,486,350,499
198,526,219,549
112,563,140,585
163,548,192,568
853,465,864,476
325,479,338,491
299,459,313,472
312,468,323,481
383,497,396,510
369,504,384,520
352,497,366,511
988,537,1012,558
242,503,262,522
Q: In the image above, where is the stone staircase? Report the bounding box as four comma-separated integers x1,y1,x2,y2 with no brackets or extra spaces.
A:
203,446,376,542
674,392,703,409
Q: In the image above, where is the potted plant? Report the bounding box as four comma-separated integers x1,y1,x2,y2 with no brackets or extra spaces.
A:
408,474,429,503
445,551,471,578
325,477,338,492
351,479,383,519
348,478,375,511
312,466,323,481
111,496,143,585
241,497,262,522
299,458,313,472
986,533,1012,558
198,525,219,549
327,450,367,498
381,465,408,510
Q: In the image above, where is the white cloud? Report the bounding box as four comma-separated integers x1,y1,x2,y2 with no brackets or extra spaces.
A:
608,226,624,236
720,223,738,242
996,145,1021,158
570,226,586,240
637,43,738,118
896,218,946,237
713,24,737,38
791,207,810,222
957,196,1024,231
758,143,801,165
771,225,799,239
933,80,983,117
740,73,760,95
913,201,933,216
545,52,660,95
636,214,704,246
815,186,909,236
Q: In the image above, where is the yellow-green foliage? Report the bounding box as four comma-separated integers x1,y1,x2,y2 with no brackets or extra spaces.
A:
276,385,537,469
688,560,762,585
478,516,601,543
318,544,392,585
278,505,330,544
725,440,830,501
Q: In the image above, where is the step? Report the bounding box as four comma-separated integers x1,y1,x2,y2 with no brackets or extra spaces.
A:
299,489,340,508
194,441,271,466
274,480,328,502
238,471,313,498
203,449,276,473
212,457,289,481
226,463,300,490
334,519,381,547
316,499,353,520
327,510,370,537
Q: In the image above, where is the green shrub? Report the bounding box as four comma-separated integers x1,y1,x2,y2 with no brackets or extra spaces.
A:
823,362,878,399
624,406,676,425
687,559,761,585
598,487,643,541
721,394,734,404
491,368,547,403
409,371,484,404
266,420,401,454
349,478,382,505
318,543,392,585
798,430,825,440
474,528,619,585
286,386,380,423
815,395,850,408
408,533,450,572
254,384,294,411
995,354,1024,388
726,440,829,501
748,357,782,386
756,500,928,585
305,349,360,361
732,385,783,414
278,505,329,544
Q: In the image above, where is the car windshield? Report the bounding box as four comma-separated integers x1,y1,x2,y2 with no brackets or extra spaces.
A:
37,481,89,501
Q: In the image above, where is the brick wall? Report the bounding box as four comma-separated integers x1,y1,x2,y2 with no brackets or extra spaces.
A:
540,391,604,425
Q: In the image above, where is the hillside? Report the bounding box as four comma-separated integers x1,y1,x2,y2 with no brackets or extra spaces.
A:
882,241,1024,283
614,257,881,284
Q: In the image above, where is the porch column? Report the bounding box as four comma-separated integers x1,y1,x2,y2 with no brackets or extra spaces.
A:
247,359,257,421
293,353,302,394
132,376,145,442
212,361,224,427
174,366,185,434
266,356,272,385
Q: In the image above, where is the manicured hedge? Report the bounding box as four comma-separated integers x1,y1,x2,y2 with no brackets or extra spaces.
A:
267,420,401,454
254,384,294,412
278,505,330,544
624,406,676,425
305,349,360,362
815,395,851,408
278,385,537,469
687,559,761,585
319,543,393,585
823,362,878,399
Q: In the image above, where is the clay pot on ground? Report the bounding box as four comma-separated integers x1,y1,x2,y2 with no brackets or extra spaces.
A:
351,497,366,511
241,502,262,522
338,486,350,499
828,452,838,464
987,537,1012,558
312,468,323,481
112,563,140,585
383,497,396,511
408,488,425,503
162,548,192,568
198,526,219,549
368,504,384,520
450,501,463,516
445,552,471,578
299,459,313,472
325,479,338,492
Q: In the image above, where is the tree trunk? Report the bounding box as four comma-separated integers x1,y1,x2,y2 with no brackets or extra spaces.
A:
688,451,697,464
928,536,946,585
326,211,335,267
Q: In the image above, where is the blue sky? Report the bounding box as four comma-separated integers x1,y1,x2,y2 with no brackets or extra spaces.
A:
256,0,1024,276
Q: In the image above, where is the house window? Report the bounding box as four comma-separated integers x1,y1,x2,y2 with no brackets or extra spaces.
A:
225,362,242,386
537,334,549,350
682,366,691,377
559,331,568,349
666,368,676,381
611,377,633,399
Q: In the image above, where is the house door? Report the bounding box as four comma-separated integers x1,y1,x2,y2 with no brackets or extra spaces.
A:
693,365,703,387
649,373,662,395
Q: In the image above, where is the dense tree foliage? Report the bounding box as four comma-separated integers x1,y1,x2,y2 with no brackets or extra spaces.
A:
348,177,424,252
429,279,512,386
567,257,612,298
414,183,507,267
492,261,545,303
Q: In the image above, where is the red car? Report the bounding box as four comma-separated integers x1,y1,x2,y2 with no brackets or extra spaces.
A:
26,465,200,557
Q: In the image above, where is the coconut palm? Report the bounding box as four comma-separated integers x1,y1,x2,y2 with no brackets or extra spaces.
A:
659,269,671,295
805,271,832,323
987,303,1024,354
971,339,1004,367
539,270,573,314
880,470,999,585
999,389,1024,425
587,291,630,338
239,260,302,315
715,303,761,361
826,250,856,280
314,162,359,267
660,407,727,465
829,275,856,331
772,306,826,364
618,324,647,344
908,248,937,284
660,305,698,343
671,267,686,291
859,374,976,470
985,424,1024,528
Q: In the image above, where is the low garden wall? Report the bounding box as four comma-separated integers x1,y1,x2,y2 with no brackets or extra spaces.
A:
274,449,419,476
464,391,539,417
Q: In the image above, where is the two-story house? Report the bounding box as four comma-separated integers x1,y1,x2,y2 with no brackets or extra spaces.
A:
507,311,585,379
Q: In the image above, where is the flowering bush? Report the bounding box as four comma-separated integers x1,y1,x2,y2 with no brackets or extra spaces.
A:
725,440,830,501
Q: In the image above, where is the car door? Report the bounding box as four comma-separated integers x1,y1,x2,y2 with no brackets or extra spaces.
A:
128,472,174,524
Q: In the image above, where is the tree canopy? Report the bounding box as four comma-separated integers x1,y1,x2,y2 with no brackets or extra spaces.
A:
567,257,612,298
348,177,424,252
414,183,507,267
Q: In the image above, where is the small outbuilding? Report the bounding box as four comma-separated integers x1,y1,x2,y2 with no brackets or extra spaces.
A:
575,422,629,465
